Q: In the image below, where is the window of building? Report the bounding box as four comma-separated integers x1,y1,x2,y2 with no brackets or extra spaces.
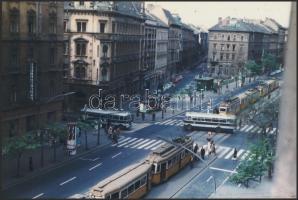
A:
226,53,229,60
100,22,106,33
232,44,236,51
64,20,68,32
49,12,57,33
27,10,36,33
77,21,87,32
112,22,116,33
232,54,235,60
74,63,86,79
241,35,244,41
28,62,37,101
233,35,236,41
213,43,217,49
214,34,217,40
76,42,87,56
64,42,69,55
9,8,19,33
221,44,224,50
212,52,216,60
227,44,230,50
220,53,223,60
49,47,56,65
10,46,19,68
11,85,17,103
222,34,224,39
227,35,230,41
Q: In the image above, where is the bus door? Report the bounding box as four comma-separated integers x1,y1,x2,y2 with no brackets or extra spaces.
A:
160,162,167,181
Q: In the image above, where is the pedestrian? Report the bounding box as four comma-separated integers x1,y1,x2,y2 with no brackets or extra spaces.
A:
233,148,238,160
200,147,205,160
29,156,33,171
108,126,113,139
190,155,194,168
211,143,216,155
194,144,198,154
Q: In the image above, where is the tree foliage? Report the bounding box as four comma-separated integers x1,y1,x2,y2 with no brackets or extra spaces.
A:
261,53,279,73
229,138,275,187
245,60,262,76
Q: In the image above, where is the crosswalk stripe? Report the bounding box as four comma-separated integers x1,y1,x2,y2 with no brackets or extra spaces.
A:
137,139,157,149
124,138,144,148
218,147,231,158
224,149,235,159
118,138,138,147
144,140,163,150
164,119,176,125
155,122,161,125
160,119,172,125
151,142,166,150
269,128,277,134
168,120,177,125
112,137,131,146
130,139,151,148
257,128,262,134
177,121,184,126
240,125,249,131
245,125,255,132
237,149,245,158
240,150,250,160
251,126,259,133
242,125,254,132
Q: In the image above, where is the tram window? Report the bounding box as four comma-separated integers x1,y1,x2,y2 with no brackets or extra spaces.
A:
205,118,211,122
135,180,141,190
120,189,128,198
193,118,197,120
168,160,172,168
156,164,161,172
120,116,124,121
151,165,156,173
140,175,147,186
111,192,119,199
127,184,134,194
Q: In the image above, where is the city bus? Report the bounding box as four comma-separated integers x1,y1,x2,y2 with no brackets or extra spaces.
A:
81,108,133,129
183,112,237,133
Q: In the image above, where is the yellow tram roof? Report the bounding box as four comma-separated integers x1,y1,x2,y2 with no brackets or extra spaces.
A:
146,137,193,163
90,161,151,197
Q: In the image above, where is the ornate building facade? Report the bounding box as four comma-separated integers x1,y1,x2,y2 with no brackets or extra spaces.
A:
0,2,64,138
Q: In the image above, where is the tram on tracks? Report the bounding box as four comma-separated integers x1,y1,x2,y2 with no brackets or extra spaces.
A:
88,136,194,199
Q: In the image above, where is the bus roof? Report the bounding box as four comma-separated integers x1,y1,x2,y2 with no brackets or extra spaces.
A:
81,108,131,117
90,161,151,197
185,112,236,120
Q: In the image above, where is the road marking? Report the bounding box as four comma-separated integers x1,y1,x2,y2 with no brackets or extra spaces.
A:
151,142,166,150
245,125,255,132
224,149,235,159
89,163,102,171
59,177,76,186
32,193,44,199
240,150,250,160
155,122,161,124
238,183,242,187
131,139,151,148
217,147,231,158
209,167,237,174
240,125,249,131
251,126,259,133
137,139,157,149
257,128,262,134
237,149,245,158
206,176,213,182
92,157,100,161
144,140,163,150
112,152,122,159
118,138,138,147
164,119,176,125
160,119,172,125
124,138,143,148
112,137,131,146
270,128,277,134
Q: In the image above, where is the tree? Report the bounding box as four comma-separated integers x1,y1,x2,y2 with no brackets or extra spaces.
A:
46,122,67,162
261,53,279,74
245,60,262,80
3,132,40,177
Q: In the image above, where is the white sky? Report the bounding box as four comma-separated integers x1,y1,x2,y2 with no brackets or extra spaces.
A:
146,1,292,30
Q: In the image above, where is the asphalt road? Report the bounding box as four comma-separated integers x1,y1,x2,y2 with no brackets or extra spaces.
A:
2,68,282,199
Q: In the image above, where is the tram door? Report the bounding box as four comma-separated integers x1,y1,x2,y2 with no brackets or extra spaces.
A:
160,162,167,181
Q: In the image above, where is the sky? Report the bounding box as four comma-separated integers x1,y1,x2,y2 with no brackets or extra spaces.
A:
146,1,292,30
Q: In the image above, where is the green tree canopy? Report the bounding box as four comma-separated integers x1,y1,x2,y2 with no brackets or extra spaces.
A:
261,53,279,73
245,60,262,76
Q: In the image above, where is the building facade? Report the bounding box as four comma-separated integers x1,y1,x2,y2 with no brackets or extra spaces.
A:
0,2,64,138
64,1,145,111
208,17,286,78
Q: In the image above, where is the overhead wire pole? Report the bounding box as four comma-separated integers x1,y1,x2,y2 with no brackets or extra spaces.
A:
156,136,217,193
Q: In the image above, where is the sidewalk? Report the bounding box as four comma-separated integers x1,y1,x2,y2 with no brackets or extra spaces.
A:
1,128,111,190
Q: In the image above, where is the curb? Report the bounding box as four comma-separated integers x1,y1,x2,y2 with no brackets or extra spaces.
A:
2,141,112,191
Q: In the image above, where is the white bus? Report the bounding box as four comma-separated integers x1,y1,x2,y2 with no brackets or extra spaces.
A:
81,108,133,129
183,112,237,133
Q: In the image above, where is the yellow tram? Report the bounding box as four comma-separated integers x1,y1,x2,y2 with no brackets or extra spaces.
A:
89,161,152,199
147,136,193,185
88,136,194,199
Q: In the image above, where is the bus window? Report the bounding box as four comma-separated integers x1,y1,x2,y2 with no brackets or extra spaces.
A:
127,184,135,195
111,192,119,199
135,180,141,190
120,189,128,199
140,175,147,186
